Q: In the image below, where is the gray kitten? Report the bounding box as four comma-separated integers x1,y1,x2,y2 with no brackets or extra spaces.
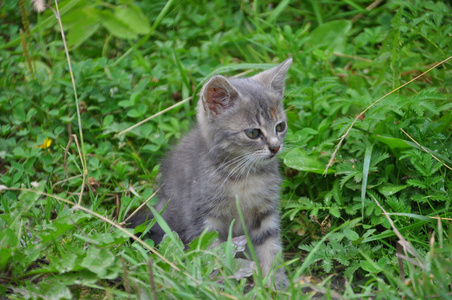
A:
129,58,292,287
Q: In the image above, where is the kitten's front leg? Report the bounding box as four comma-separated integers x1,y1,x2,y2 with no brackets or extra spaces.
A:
204,217,227,248
250,213,288,289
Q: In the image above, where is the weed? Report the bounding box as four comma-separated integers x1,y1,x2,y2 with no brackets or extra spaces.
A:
1,0,451,298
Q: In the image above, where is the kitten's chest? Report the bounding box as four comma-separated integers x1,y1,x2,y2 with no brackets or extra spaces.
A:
227,175,266,202
204,173,279,238
212,173,279,217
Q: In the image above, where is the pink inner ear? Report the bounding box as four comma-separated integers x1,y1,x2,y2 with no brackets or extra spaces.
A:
206,87,231,117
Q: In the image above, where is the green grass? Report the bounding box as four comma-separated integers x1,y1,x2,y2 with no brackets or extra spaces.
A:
1,0,452,298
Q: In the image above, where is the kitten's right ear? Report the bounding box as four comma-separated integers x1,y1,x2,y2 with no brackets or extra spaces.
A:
201,75,239,118
252,58,292,97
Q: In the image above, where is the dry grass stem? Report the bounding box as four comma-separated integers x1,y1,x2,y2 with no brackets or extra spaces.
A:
332,52,372,63
50,1,88,202
351,0,384,23
121,257,131,293
1,186,202,284
147,258,158,300
324,55,452,175
72,134,86,205
396,243,406,282
370,193,421,266
116,96,193,137
121,184,163,225
396,253,423,267
219,292,240,300
63,123,73,178
114,194,120,221
52,174,83,189
233,69,255,77
400,128,452,171
429,216,452,221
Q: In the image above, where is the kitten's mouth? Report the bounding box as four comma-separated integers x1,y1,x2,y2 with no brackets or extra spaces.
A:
264,152,278,162
267,145,282,159
267,147,282,160
267,154,278,160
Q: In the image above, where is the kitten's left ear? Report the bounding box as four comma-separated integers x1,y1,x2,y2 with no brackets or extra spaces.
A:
201,75,239,118
252,58,292,96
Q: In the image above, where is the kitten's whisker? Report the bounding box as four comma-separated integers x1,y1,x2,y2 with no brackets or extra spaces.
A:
200,152,245,179
211,153,254,198
246,157,260,179
224,154,253,181
217,153,251,174
235,155,255,181
241,155,259,182
202,143,222,160
221,154,254,186
233,149,268,186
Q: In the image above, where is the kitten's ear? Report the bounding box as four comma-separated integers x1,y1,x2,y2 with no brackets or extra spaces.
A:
252,58,292,96
201,75,239,118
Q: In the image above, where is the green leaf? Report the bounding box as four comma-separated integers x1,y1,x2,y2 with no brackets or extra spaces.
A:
374,134,416,150
66,8,100,48
80,246,115,277
360,260,381,273
50,251,78,273
407,179,427,189
100,11,138,40
322,258,333,273
343,229,359,241
283,148,335,174
419,101,440,115
361,144,373,217
40,213,91,243
118,99,134,108
188,230,219,250
127,106,147,118
10,161,24,173
172,48,191,92
33,280,72,300
114,5,151,35
386,213,432,222
228,258,256,280
344,262,361,278
266,0,291,23
0,248,12,271
329,206,341,218
362,229,376,239
89,232,129,247
307,20,352,52
332,180,343,205
158,233,185,262
378,184,409,197
13,105,26,123
0,228,18,268
103,115,114,127
148,205,181,247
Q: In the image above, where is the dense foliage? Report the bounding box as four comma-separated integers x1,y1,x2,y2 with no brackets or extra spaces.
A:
1,0,451,298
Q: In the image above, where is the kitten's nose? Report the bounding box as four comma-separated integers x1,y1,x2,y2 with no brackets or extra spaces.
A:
269,146,280,154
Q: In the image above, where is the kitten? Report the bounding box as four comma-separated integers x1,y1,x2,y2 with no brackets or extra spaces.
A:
129,58,292,288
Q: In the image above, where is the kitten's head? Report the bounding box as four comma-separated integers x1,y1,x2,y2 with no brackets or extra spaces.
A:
197,58,292,168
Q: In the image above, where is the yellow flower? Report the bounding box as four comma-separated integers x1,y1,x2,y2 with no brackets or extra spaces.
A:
38,137,52,149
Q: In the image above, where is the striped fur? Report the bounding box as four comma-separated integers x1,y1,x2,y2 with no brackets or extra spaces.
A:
129,58,292,288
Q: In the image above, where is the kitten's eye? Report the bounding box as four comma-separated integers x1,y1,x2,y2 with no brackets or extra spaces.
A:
245,129,260,139
275,122,286,132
